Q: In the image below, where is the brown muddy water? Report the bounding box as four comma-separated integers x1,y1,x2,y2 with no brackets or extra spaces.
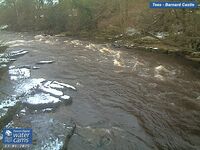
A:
0,31,200,150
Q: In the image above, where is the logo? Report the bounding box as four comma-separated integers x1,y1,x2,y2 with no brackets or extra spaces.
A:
3,128,32,148
5,130,12,137
150,1,199,9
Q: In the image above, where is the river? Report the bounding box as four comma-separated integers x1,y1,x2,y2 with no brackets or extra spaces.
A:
0,31,200,150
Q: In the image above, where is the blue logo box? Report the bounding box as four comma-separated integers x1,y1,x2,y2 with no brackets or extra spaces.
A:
3,128,32,145
150,1,198,9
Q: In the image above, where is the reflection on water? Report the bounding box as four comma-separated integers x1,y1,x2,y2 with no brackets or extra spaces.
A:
0,31,200,150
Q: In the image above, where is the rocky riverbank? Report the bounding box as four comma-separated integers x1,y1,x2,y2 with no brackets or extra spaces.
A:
110,35,200,65
55,29,200,65
0,43,77,149
2,27,200,65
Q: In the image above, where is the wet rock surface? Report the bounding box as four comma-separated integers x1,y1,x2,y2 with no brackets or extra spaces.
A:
0,49,28,69
22,79,74,109
0,39,77,149
29,115,76,150
110,33,200,64
68,125,154,150
1,69,76,111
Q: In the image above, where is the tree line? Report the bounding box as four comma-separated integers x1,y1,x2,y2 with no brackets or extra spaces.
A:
0,0,199,50
0,0,137,33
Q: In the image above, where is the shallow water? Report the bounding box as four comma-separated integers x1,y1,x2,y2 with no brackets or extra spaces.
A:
0,31,200,150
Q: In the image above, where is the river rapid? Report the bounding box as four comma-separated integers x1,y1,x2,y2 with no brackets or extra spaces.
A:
0,31,200,150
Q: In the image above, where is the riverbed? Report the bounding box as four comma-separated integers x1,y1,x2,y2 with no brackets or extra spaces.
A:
0,31,200,150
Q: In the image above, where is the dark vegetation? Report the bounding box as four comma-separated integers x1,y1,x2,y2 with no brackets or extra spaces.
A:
0,0,199,52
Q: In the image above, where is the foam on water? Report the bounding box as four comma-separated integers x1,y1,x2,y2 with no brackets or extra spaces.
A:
42,108,54,112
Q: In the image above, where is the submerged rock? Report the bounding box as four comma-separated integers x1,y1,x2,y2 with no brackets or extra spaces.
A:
32,66,40,70
23,93,61,109
9,50,29,58
42,108,54,113
53,81,76,91
37,60,54,64
49,82,65,90
19,108,26,116
19,65,40,70
30,116,76,150
26,93,61,105
0,64,7,69
67,125,153,150
16,79,75,110
19,65,32,69
0,58,10,64
39,84,64,97
10,59,16,61
60,95,71,100
62,122,76,150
